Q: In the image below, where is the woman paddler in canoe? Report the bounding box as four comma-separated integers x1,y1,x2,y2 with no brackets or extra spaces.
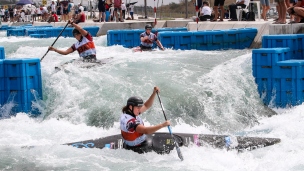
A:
48,19,97,62
120,87,170,153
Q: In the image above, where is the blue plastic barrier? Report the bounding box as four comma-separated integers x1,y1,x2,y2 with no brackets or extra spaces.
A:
1,58,42,115
7,28,26,36
262,34,298,59
223,29,239,49
252,48,291,78
30,34,47,38
4,58,41,77
107,27,188,48
84,26,99,37
207,30,224,50
0,46,5,59
0,25,9,30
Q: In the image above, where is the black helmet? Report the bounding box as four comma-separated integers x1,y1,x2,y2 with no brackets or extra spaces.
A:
145,24,152,30
72,28,80,35
127,96,144,107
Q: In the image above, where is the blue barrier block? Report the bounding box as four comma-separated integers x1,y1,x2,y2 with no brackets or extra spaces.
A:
255,65,273,78
0,77,4,91
191,31,210,50
26,29,38,36
121,30,135,48
4,58,41,77
42,28,53,38
274,60,304,79
84,27,99,37
5,90,28,104
272,78,298,91
296,34,304,59
275,90,302,107
256,78,272,93
30,34,47,38
176,31,193,50
107,30,123,46
0,25,9,30
237,28,258,49
61,27,73,37
5,77,27,90
7,28,26,36
11,75,41,90
158,31,176,49
0,47,5,60
252,48,291,66
223,29,239,49
0,59,3,77
258,90,273,105
133,29,144,47
206,30,224,50
262,34,298,58
52,27,63,37
0,90,4,105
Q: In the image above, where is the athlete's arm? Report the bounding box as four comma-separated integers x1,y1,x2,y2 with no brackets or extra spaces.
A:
135,121,170,134
156,40,164,50
140,87,159,113
49,46,74,55
70,19,88,36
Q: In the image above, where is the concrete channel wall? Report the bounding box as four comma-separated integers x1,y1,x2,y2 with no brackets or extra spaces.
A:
10,19,304,49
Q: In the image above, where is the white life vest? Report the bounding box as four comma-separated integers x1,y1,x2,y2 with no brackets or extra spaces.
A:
120,113,146,146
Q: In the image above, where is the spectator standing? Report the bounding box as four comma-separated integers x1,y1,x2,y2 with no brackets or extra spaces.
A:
68,0,74,20
129,4,134,20
61,0,69,22
98,0,106,22
109,4,114,21
213,0,225,21
8,6,14,22
121,1,126,19
113,0,123,22
40,6,48,21
260,0,270,21
51,1,57,13
273,0,287,24
0,7,4,22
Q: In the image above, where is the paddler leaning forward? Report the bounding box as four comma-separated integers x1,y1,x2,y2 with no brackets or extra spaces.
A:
48,19,97,62
120,87,170,153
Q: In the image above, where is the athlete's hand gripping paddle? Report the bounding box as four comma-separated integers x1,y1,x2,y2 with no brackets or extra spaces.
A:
156,92,184,161
40,21,69,61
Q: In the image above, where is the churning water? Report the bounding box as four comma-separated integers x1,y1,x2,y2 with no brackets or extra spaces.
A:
0,31,303,171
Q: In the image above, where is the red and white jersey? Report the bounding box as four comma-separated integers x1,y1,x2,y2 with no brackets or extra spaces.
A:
120,113,146,146
71,33,96,58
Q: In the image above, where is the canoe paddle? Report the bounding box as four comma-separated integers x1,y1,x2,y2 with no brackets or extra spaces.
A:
156,92,184,161
40,21,69,62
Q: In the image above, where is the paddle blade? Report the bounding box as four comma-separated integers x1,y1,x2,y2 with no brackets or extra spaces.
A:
175,142,184,161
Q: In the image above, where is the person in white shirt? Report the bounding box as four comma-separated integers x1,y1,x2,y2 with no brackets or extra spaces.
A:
129,4,134,20
109,4,114,21
51,1,57,13
228,0,249,21
40,6,49,21
199,1,212,21
31,6,36,22
0,7,5,22
121,1,126,19
20,10,25,22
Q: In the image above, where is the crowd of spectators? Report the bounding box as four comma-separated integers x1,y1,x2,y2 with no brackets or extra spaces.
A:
0,0,135,23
